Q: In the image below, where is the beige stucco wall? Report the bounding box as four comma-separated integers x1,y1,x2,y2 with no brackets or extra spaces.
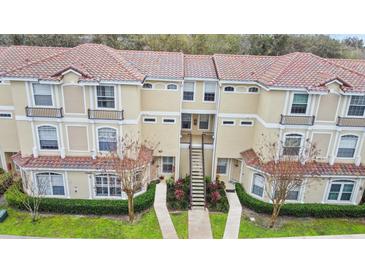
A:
257,90,286,123
122,85,141,119
0,84,14,105
182,81,217,111
67,171,90,199
66,125,89,152
316,93,340,122
219,86,259,114
16,121,33,156
311,132,332,159
11,81,28,116
0,116,19,152
62,85,85,114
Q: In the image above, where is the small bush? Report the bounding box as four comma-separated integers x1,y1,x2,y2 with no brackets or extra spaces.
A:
0,172,12,195
235,183,365,218
167,176,190,210
5,181,157,215
206,180,229,212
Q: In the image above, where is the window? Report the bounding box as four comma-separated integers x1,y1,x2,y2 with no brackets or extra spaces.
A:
287,186,301,201
248,87,259,93
240,120,253,126
38,126,58,150
181,113,192,129
183,82,194,101
162,157,174,173
33,83,53,106
224,86,235,92
143,117,157,124
327,180,355,202
142,83,153,89
199,114,209,130
167,84,178,90
348,96,365,117
0,112,12,119
216,158,228,174
337,135,358,158
95,174,121,197
222,120,235,126
98,127,117,152
251,174,264,197
96,86,115,109
36,172,64,196
290,94,308,114
162,118,176,124
283,134,302,156
204,82,216,102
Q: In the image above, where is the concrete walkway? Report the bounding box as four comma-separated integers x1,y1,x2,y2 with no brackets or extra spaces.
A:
188,209,213,239
153,182,178,239
223,183,242,239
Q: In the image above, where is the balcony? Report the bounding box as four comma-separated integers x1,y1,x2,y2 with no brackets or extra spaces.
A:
25,106,63,118
337,116,365,127
180,131,214,145
280,114,315,126
88,109,124,121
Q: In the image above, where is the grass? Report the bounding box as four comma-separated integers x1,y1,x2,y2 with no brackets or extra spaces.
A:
0,207,162,239
239,217,365,238
170,211,188,239
210,212,228,239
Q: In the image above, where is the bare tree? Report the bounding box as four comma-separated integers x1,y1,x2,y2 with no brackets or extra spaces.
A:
256,134,319,228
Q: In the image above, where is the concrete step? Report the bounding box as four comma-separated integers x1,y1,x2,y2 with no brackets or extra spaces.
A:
191,206,205,210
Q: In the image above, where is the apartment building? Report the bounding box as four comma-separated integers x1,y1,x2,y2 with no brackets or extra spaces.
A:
0,43,365,204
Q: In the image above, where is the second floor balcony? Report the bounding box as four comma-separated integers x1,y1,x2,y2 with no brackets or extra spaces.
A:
337,116,365,127
88,109,124,121
280,114,315,126
25,106,64,118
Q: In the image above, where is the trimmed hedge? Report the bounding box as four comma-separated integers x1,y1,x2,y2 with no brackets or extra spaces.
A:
5,181,157,215
235,183,365,218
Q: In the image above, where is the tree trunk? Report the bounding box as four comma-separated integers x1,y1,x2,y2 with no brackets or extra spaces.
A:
127,193,135,223
269,202,282,228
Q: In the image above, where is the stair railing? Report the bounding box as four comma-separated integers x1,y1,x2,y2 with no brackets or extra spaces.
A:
202,133,206,208
189,133,192,209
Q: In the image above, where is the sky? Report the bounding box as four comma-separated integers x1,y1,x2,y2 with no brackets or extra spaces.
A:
330,34,365,41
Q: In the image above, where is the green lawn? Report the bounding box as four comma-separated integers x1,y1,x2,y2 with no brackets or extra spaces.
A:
170,211,188,239
210,212,228,239
239,217,365,238
0,208,162,239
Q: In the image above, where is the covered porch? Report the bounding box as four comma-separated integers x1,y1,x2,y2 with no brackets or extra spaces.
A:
180,113,215,145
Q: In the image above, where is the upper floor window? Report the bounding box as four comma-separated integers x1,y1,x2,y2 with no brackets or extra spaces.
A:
167,84,178,90
95,174,121,197
204,82,216,102
347,96,365,117
337,135,358,158
181,113,192,129
283,134,302,156
33,83,53,106
327,180,355,202
290,94,308,114
199,114,209,130
98,127,117,152
216,158,228,174
36,172,65,196
38,125,58,150
224,86,235,92
183,82,194,101
143,83,153,89
96,86,115,109
251,173,264,197
248,87,259,93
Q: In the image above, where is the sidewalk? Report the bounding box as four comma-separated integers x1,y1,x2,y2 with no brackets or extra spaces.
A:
223,183,242,239
188,209,213,239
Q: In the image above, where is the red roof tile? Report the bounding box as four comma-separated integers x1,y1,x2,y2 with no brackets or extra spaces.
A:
184,54,217,79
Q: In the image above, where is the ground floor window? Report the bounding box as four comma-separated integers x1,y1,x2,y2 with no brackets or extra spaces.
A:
287,186,300,201
216,158,228,174
251,173,264,197
327,180,355,202
95,174,121,197
36,172,65,196
162,157,174,173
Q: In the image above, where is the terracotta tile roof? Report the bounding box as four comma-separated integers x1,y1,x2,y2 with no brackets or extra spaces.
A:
184,54,217,79
240,149,365,177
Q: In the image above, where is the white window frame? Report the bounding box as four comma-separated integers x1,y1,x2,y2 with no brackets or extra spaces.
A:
216,158,228,175
222,119,235,126
248,86,259,93
166,83,178,91
251,173,265,199
223,86,235,93
143,117,157,124
239,120,254,127
97,126,118,153
162,156,174,173
347,95,365,117
203,81,217,103
94,173,123,199
181,113,192,130
282,133,304,156
162,117,176,124
142,83,153,89
198,114,210,130
183,81,195,102
325,179,357,204
0,112,12,119
35,172,66,197
336,134,359,159
289,93,310,116
31,83,54,107
95,85,116,110
37,124,60,151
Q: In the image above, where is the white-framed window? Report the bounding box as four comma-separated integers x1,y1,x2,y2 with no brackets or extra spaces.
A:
96,86,115,109
181,113,192,129
36,172,65,196
199,114,209,130
216,158,228,174
248,87,259,93
347,96,365,117
204,82,216,102
283,133,303,156
224,86,235,92
183,81,194,101
337,135,358,158
290,93,309,114
287,185,301,201
166,84,178,90
251,173,264,197
162,118,176,124
142,83,153,89
0,112,12,119
38,125,58,150
162,157,174,173
327,180,355,202
95,174,121,197
222,120,235,126
143,117,157,124
32,83,53,106
240,120,254,126
98,127,117,152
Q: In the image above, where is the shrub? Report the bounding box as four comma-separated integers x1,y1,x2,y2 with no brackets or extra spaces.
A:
206,180,229,212
235,183,365,218
0,172,12,195
5,181,157,215
167,176,190,210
